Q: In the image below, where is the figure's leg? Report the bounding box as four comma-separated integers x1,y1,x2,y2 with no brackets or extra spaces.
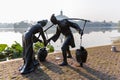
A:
20,37,35,74
20,44,35,74
59,37,71,66
60,45,68,66
67,47,72,58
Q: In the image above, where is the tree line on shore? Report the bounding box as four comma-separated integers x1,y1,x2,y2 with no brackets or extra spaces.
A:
0,20,118,29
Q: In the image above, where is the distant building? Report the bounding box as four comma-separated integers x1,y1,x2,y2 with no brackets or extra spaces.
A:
56,10,68,20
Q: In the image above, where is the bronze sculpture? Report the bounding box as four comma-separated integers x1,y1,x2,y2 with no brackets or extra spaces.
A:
19,20,48,74
48,14,83,66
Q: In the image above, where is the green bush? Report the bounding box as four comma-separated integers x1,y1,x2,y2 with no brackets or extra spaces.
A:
0,41,54,62
4,41,23,59
46,44,54,53
0,44,8,52
0,44,8,61
33,42,44,53
33,42,54,53
0,52,6,59
4,47,13,59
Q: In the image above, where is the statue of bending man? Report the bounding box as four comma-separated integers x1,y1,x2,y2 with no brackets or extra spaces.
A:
19,20,48,74
48,14,83,66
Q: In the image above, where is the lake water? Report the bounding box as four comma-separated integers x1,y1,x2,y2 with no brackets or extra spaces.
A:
0,27,120,51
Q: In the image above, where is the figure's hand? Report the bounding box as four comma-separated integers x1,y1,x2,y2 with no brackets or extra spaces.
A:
79,30,83,36
44,39,50,47
38,39,42,43
33,36,42,43
33,37,39,43
44,42,47,47
44,40,48,46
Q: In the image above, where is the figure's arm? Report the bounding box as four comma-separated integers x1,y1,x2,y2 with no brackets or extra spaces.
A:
32,35,42,43
40,28,47,46
48,26,60,42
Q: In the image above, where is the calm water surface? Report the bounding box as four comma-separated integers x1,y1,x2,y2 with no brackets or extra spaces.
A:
0,27,120,51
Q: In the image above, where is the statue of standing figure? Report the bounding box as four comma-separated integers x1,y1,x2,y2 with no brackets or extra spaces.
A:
19,20,48,74
19,13,84,74
47,14,83,66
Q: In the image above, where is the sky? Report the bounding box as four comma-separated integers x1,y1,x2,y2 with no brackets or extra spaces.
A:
0,0,120,23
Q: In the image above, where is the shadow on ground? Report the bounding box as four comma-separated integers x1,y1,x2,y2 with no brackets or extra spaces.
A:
22,60,117,80
67,64,117,80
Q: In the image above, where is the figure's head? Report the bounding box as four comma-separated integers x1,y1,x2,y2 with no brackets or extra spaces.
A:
50,14,58,24
37,20,48,27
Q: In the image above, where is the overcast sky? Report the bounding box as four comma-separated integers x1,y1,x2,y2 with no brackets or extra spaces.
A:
0,0,120,23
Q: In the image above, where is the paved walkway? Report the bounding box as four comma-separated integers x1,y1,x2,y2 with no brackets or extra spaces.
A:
0,44,120,80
